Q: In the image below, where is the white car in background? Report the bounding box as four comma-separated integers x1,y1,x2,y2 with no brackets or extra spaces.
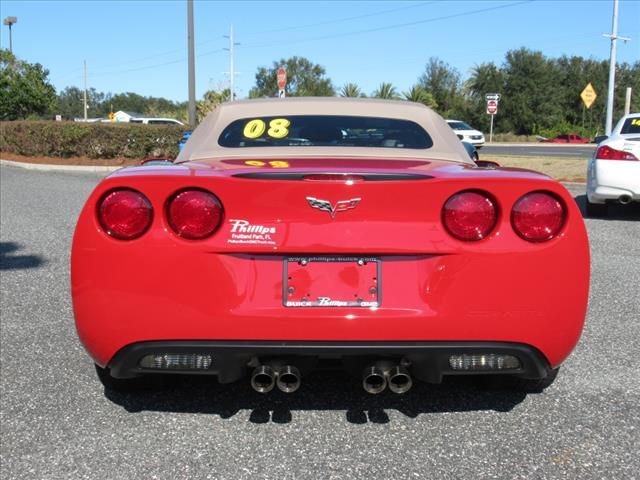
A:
586,113,640,217
446,120,485,148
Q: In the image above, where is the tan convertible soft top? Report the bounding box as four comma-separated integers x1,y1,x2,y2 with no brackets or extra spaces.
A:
177,97,472,164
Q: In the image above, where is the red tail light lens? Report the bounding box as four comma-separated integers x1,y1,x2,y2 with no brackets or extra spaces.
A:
512,191,566,242
97,189,153,240
595,145,638,161
442,191,497,241
167,189,223,239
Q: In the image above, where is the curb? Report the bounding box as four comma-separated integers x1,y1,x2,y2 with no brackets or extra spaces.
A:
484,143,594,148
1,158,587,186
1,159,121,173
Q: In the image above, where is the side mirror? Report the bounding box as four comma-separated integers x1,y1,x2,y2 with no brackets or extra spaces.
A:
594,135,608,144
141,157,174,166
474,160,500,168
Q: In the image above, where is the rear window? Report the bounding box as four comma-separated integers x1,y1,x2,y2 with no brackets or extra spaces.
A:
218,115,433,149
620,117,640,135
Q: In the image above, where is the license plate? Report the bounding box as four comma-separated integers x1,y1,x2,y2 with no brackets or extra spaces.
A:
284,256,381,307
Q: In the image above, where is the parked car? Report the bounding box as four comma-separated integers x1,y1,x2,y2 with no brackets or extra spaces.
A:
130,117,184,126
540,134,591,144
72,98,589,395
586,113,640,217
178,130,193,153
446,120,485,148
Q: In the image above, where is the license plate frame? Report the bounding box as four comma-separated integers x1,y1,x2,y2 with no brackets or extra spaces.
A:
283,256,381,308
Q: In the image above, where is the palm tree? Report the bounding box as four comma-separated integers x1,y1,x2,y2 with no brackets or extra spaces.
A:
340,83,364,97
372,82,399,99
402,85,438,109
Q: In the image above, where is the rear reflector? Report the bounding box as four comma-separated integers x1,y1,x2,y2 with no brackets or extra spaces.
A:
595,145,639,161
511,191,565,242
449,354,521,371
166,189,223,239
442,190,497,241
139,354,212,370
97,188,153,240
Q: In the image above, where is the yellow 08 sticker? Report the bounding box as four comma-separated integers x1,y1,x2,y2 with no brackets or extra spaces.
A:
243,118,290,139
267,118,290,139
243,119,266,139
631,119,640,127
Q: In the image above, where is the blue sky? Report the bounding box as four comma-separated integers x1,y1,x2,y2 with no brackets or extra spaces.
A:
2,0,639,102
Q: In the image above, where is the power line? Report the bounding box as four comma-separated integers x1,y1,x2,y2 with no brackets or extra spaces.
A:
243,0,533,48
88,48,224,78
242,1,437,36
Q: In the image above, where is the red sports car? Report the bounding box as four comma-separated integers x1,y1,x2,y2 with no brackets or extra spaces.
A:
72,98,589,395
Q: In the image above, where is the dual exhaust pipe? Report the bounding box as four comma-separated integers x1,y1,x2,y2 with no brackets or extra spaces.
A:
250,365,301,393
251,361,413,394
362,364,413,394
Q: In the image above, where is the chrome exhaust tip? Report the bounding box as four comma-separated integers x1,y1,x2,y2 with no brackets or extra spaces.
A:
388,366,413,394
619,194,633,205
362,366,387,394
276,365,301,393
250,365,276,393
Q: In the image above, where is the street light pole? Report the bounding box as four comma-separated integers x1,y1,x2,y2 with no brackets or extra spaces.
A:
603,0,631,135
3,16,17,53
83,60,88,121
223,24,240,101
187,0,196,125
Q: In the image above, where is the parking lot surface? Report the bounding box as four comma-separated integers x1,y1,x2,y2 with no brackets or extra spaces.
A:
1,165,638,480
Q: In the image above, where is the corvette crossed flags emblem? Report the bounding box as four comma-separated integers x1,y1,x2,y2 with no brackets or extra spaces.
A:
306,197,361,218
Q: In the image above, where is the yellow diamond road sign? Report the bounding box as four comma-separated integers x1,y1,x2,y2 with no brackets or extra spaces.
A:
581,83,597,109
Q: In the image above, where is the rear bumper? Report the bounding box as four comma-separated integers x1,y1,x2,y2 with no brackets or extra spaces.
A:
107,340,552,383
587,158,640,203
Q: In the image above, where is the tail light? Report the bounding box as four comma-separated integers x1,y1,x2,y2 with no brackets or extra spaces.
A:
595,145,638,161
167,189,223,239
97,189,153,240
511,191,565,242
442,190,497,241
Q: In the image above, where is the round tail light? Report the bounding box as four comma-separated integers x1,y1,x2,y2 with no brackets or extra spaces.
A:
442,190,497,241
97,189,153,240
167,189,223,239
511,191,566,242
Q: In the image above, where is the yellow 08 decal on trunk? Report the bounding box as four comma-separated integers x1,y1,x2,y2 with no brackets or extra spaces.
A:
243,118,290,139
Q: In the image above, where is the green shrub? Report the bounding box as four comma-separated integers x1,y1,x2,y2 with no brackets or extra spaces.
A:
0,120,188,159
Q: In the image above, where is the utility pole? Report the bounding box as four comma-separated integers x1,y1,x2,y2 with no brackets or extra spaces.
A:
3,17,17,53
187,0,196,125
603,0,631,135
224,24,240,101
83,60,88,122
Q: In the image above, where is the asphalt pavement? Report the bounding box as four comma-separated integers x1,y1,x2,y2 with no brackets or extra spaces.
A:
1,164,639,480
482,144,595,157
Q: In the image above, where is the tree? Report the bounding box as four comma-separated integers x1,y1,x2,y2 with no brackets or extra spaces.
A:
0,49,56,120
466,62,506,131
417,57,464,117
197,88,230,122
402,85,437,108
372,82,399,99
249,56,334,98
500,48,564,134
56,86,107,119
340,82,364,97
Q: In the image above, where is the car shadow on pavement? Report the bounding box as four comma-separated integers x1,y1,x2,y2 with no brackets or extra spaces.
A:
103,371,528,423
574,194,640,220
0,241,45,270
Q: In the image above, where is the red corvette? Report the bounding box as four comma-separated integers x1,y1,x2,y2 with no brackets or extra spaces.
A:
72,98,589,395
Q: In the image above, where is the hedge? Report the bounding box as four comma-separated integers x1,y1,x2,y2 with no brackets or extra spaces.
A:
0,121,188,159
